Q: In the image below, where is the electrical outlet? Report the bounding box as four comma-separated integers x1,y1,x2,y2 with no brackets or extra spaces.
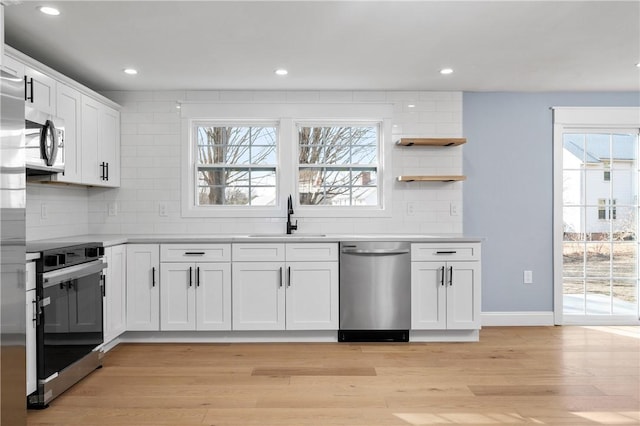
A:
524,270,533,284
450,202,460,216
158,202,168,217
41,203,48,220
407,202,416,216
108,202,118,217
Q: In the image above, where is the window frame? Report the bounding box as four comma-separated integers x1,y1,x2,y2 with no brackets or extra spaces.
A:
181,103,393,218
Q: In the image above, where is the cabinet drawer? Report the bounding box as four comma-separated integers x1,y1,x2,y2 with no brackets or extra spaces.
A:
285,243,338,262
161,244,231,262
232,243,285,262
411,243,481,262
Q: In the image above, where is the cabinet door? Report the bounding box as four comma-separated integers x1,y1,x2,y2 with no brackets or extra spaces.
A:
411,262,447,330
24,65,56,115
26,262,37,396
285,262,338,330
55,83,82,183
232,262,285,330
160,263,196,331
99,105,120,187
81,95,101,185
126,244,160,331
2,54,24,78
446,261,481,330
196,263,231,330
104,245,126,342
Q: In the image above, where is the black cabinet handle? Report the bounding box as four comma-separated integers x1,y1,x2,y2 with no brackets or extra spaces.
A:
184,252,205,256
449,266,453,286
105,162,109,181
100,162,105,180
440,266,445,286
279,267,283,288
102,274,106,297
287,266,291,287
24,76,33,102
196,267,200,287
152,267,156,287
436,251,457,254
189,267,193,287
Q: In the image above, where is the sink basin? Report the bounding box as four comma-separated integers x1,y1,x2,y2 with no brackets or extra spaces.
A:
247,233,326,238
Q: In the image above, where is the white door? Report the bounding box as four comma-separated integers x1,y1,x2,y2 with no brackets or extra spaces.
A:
160,263,196,331
24,65,56,115
104,245,126,341
99,105,120,187
446,262,481,330
285,262,338,330
55,83,82,183
126,245,160,331
232,262,285,330
411,262,447,330
81,95,101,185
196,263,232,330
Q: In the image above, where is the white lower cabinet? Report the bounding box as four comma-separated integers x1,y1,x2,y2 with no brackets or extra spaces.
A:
126,244,160,331
160,244,231,331
26,262,36,396
231,243,339,331
103,244,126,342
411,243,481,330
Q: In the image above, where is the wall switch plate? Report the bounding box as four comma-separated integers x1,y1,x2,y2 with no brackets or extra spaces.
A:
108,202,118,216
158,202,168,217
41,203,48,220
450,202,460,216
524,270,533,284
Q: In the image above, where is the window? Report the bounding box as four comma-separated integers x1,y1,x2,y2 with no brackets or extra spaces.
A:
194,123,277,206
597,198,617,220
297,124,379,207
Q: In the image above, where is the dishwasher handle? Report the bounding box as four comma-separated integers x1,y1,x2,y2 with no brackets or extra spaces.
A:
341,248,410,255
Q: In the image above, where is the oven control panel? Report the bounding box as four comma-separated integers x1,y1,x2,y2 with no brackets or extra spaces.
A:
39,244,104,273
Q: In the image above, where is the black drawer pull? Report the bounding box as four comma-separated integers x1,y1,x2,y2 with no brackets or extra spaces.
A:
436,251,457,254
184,252,205,255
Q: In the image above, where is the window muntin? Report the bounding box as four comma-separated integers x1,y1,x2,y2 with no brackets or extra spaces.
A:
297,124,379,207
195,124,277,206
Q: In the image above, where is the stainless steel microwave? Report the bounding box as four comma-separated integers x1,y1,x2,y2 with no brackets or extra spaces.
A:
25,106,65,176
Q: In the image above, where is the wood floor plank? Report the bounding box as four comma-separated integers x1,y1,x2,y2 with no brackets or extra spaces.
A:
26,326,640,426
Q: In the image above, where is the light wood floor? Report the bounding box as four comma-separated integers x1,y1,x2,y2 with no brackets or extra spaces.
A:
27,327,640,426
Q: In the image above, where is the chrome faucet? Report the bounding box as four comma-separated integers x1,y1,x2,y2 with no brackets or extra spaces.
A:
286,195,298,234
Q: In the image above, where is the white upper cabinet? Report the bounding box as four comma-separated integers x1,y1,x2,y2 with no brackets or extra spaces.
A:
24,65,56,115
2,54,24,77
55,83,82,183
81,95,120,187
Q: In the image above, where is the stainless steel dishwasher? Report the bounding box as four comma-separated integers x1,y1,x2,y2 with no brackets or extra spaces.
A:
339,241,411,342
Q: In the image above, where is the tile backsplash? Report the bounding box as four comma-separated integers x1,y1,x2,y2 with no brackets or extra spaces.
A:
26,90,464,239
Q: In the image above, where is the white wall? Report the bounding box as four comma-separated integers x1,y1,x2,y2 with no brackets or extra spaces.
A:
26,184,89,240
84,90,465,236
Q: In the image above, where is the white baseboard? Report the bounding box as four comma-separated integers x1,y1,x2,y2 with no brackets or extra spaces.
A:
481,311,555,326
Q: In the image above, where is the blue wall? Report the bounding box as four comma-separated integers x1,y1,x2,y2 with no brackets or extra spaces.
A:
463,92,640,312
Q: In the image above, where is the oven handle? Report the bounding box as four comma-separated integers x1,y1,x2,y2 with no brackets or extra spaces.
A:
41,260,107,289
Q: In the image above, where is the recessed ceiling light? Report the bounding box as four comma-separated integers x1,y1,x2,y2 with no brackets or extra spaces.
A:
440,68,454,75
123,68,138,75
636,62,640,68
407,104,416,108
275,68,288,76
38,6,60,16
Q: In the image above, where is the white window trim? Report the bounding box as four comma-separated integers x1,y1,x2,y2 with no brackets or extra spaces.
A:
552,107,640,325
181,103,393,218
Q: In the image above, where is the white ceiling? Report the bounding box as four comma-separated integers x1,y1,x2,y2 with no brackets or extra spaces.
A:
4,1,640,93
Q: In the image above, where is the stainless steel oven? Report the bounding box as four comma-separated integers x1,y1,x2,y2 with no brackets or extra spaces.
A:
28,243,106,408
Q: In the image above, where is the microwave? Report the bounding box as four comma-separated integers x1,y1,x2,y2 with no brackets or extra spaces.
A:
25,107,65,176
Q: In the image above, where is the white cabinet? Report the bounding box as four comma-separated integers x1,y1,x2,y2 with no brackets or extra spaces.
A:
231,243,338,331
55,82,82,183
2,54,24,77
126,244,160,331
103,245,126,343
24,65,56,115
26,262,36,396
159,244,232,331
411,243,481,330
81,95,120,187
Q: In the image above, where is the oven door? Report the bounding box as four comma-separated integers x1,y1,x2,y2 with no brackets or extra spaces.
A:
38,260,106,380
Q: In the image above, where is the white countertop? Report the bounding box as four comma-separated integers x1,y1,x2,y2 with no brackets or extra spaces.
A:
27,233,482,252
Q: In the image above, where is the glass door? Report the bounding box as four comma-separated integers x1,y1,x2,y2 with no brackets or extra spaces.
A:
561,131,639,322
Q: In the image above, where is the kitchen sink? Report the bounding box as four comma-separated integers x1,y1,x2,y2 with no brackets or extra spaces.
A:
247,233,326,238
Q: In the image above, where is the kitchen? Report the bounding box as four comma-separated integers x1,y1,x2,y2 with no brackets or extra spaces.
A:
1,1,640,425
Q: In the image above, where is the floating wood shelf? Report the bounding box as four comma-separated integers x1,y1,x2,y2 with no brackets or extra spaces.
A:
395,138,466,147
397,175,467,182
